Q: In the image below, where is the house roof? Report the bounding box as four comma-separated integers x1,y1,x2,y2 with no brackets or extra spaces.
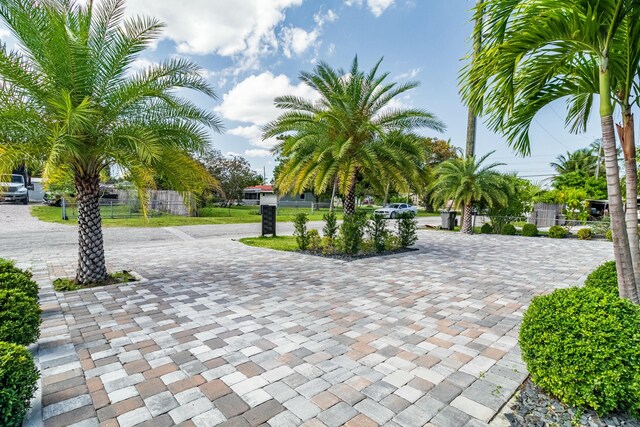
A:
244,185,274,192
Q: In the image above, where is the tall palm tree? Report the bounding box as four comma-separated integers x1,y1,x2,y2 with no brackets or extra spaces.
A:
0,0,222,284
550,148,599,175
431,152,509,234
461,0,640,302
263,57,445,215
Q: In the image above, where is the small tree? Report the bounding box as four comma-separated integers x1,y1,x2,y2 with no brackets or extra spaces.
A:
367,214,388,253
397,213,418,248
293,213,309,250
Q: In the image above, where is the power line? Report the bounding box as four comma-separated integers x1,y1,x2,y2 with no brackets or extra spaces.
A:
533,118,573,151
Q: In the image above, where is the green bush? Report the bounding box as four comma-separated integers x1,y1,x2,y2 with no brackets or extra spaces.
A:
577,228,593,240
293,213,309,250
322,212,338,240
339,212,367,255
520,287,640,415
0,273,39,300
321,236,335,255
548,225,568,239
521,223,539,237
307,229,321,252
0,259,32,279
384,234,401,251
397,212,418,248
0,290,41,346
368,214,389,253
606,229,613,241
0,342,39,427
584,261,618,294
480,223,493,234
501,223,517,235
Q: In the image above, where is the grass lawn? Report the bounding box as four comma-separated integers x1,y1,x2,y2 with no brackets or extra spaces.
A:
239,236,298,251
31,205,438,227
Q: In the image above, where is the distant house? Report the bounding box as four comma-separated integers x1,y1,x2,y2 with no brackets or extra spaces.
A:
242,184,331,208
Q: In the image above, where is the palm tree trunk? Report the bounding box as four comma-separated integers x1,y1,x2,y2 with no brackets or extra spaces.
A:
460,203,473,234
329,177,337,212
619,111,640,297
343,171,357,216
75,173,107,284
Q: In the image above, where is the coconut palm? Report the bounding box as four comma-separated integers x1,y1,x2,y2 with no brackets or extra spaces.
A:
0,0,222,284
460,0,640,302
263,57,445,215
550,148,599,176
431,152,509,234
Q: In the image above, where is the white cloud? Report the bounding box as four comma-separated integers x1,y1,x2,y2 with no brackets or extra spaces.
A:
228,125,279,149
245,149,272,157
345,0,395,16
280,9,337,59
215,72,319,126
396,67,421,80
125,0,303,69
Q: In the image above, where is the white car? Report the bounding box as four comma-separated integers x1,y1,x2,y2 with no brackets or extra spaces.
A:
374,203,418,219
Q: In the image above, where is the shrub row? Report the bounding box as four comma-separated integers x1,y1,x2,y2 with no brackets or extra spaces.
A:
520,261,638,416
0,259,40,426
481,222,538,237
293,211,418,256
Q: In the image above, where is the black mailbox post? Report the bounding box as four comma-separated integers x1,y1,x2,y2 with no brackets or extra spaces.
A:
261,205,277,236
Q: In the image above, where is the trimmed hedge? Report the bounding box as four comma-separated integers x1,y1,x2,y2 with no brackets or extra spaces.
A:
0,273,39,300
606,229,613,241
577,228,593,240
584,261,618,294
521,223,538,237
520,287,640,415
548,225,568,239
0,259,32,279
501,223,517,235
0,290,41,346
480,223,493,234
0,342,39,427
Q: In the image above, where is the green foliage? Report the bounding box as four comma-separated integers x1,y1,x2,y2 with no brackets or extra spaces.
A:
501,223,517,235
53,271,136,291
339,211,368,255
53,278,79,292
520,287,640,415
486,174,533,232
397,212,418,247
521,223,539,237
480,223,494,234
307,229,321,253
293,213,309,250
322,212,338,240
384,234,402,251
0,290,41,346
606,229,613,241
577,228,593,240
548,225,568,239
0,273,39,300
584,261,618,294
553,171,608,200
368,214,389,253
321,237,336,255
0,342,39,427
590,217,611,235
0,259,32,279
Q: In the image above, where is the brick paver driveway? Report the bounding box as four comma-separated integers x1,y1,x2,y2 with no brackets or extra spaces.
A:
1,206,612,427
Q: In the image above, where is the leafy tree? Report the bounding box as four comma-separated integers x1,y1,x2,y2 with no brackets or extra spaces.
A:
415,137,460,211
199,148,261,204
485,174,532,233
551,148,599,176
553,172,608,200
0,0,221,283
431,152,510,234
263,57,445,216
461,0,640,302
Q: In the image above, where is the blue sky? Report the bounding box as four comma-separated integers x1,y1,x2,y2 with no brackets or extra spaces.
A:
1,0,610,182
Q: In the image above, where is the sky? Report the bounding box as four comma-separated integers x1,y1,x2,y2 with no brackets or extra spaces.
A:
1,0,621,184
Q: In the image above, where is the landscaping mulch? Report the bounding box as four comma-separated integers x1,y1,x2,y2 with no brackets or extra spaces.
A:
506,379,640,427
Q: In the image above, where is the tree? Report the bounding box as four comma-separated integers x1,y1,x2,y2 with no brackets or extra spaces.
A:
550,148,599,176
263,57,445,215
431,152,509,234
461,0,640,302
414,137,460,212
0,0,221,284
199,148,261,204
553,172,608,200
485,174,534,233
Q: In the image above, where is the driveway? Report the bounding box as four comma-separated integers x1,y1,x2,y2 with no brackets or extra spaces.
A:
0,205,611,427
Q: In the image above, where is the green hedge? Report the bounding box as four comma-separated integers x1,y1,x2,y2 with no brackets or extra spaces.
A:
520,287,640,415
501,223,517,235
0,259,32,279
521,223,538,237
0,273,39,300
584,261,617,294
548,225,568,239
480,223,493,234
0,290,41,346
577,228,593,240
0,342,39,427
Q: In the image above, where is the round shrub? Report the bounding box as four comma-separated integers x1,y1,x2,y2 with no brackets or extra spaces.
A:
521,223,539,237
501,223,517,235
307,229,321,252
0,342,39,427
548,225,568,239
0,259,32,279
520,287,640,415
0,290,41,346
584,261,618,294
606,229,613,241
480,223,493,234
0,273,39,300
577,228,593,240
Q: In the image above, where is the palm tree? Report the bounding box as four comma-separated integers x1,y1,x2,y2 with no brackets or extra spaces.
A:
460,0,640,302
0,0,222,284
431,152,509,234
263,57,445,215
550,148,599,175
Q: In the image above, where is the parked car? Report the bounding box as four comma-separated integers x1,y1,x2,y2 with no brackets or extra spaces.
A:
0,174,31,204
374,203,418,219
